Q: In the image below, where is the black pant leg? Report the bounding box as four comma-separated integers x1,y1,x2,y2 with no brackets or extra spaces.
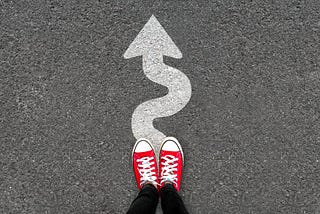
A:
160,184,189,214
127,184,159,214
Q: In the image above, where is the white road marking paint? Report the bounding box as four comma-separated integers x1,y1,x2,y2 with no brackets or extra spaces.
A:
124,15,192,150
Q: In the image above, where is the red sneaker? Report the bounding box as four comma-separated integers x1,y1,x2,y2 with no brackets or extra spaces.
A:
159,137,184,191
132,138,158,190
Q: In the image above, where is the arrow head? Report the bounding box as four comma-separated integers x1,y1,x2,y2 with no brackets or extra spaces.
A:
124,15,182,59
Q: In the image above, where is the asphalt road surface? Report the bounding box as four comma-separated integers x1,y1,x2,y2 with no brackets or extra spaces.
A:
1,0,320,213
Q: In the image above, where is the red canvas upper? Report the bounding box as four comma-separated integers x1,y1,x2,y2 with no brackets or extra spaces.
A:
159,149,183,191
132,149,158,190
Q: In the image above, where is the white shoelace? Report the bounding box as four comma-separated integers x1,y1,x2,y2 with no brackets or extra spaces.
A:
137,156,158,186
160,155,178,186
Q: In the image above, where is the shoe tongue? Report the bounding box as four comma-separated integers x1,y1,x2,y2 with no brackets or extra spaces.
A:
163,151,178,157
167,155,174,160
135,150,154,160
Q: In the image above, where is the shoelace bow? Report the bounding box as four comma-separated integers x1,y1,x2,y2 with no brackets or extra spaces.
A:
160,155,178,186
137,156,158,186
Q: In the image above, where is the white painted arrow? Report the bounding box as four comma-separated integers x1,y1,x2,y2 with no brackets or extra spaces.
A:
124,15,192,151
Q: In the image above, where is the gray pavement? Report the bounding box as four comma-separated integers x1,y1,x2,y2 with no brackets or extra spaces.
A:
1,0,320,213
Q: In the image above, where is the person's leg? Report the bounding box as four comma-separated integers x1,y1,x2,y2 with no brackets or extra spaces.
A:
127,139,159,214
160,183,189,214
159,137,189,214
127,184,159,214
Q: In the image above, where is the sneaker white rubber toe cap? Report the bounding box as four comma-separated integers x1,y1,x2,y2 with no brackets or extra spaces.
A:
135,140,152,152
